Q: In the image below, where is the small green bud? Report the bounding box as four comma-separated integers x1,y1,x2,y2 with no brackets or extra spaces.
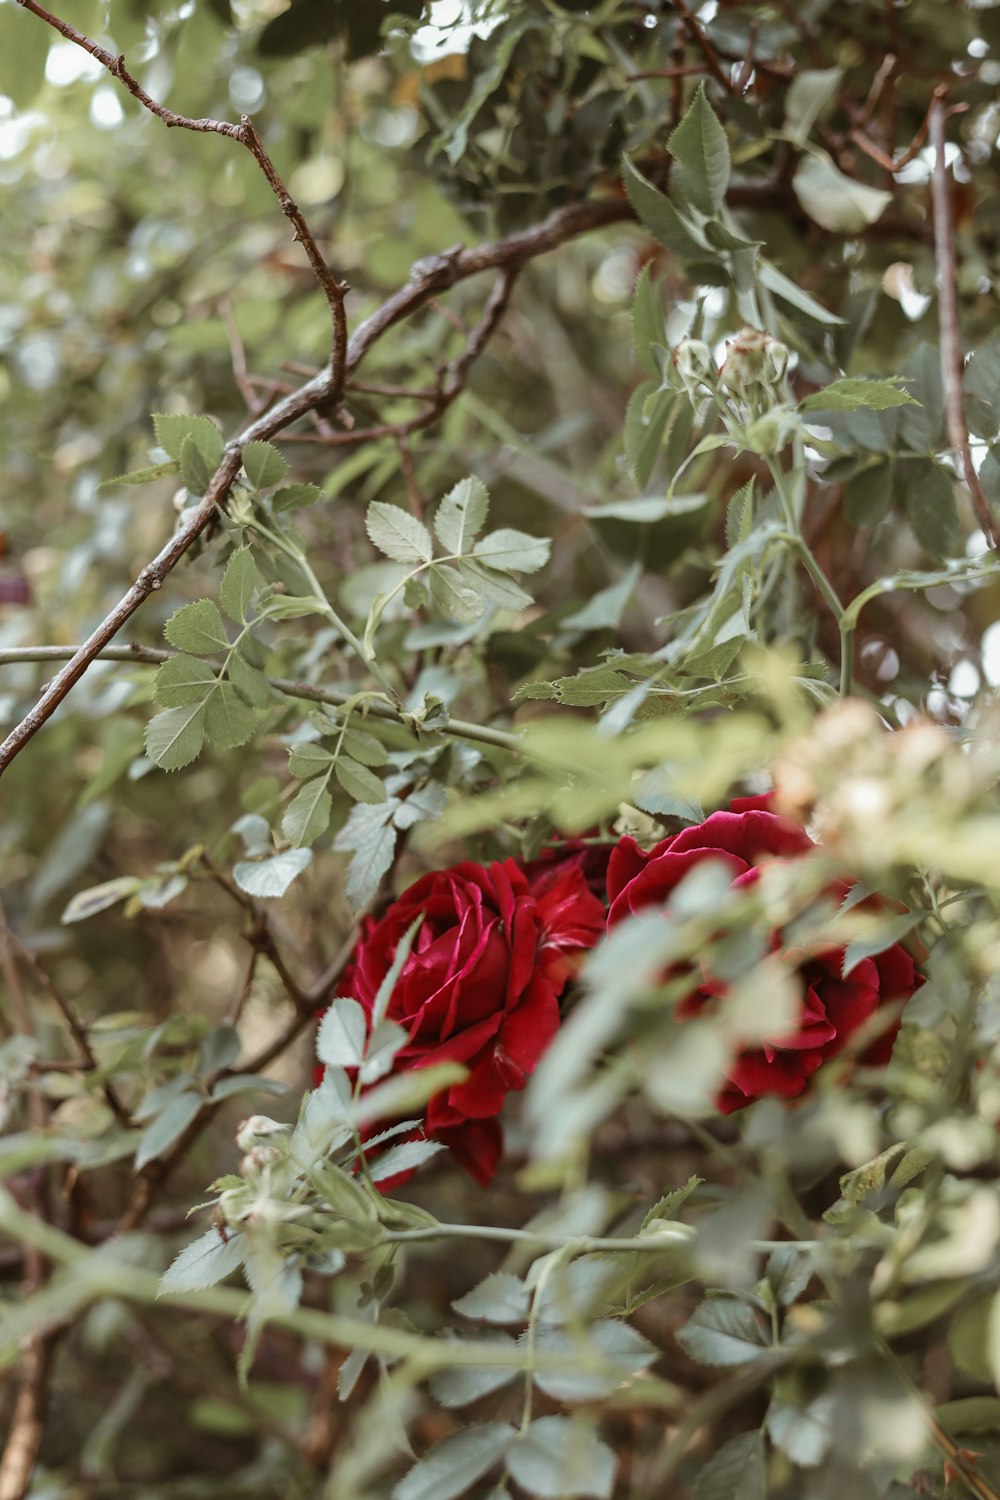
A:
672,338,715,400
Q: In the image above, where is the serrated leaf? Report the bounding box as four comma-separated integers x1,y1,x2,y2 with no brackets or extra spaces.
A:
289,742,336,778
242,440,288,491
622,157,707,261
153,654,217,708
372,915,424,1028
506,1419,615,1500
429,563,487,623
164,599,229,655
725,479,755,548
767,1395,835,1468
530,1320,657,1402
179,433,211,494
632,262,667,377
145,703,207,771
758,259,845,325
434,476,490,554
454,1272,531,1325
317,998,368,1069
336,757,387,804
228,652,272,708
694,1431,766,1500
802,379,917,413
793,151,891,233
153,413,224,466
232,848,312,899
159,1230,246,1296
358,1019,408,1085
340,729,388,768
625,383,673,489
456,560,532,613
61,876,142,925
272,483,324,512
676,1298,767,1366
204,683,257,749
905,460,959,558
220,547,258,624
366,502,433,563
368,1137,445,1182
844,462,892,528
282,778,332,847
333,802,398,910
429,1349,519,1408
562,563,640,631
668,83,730,218
100,459,179,489
393,1424,516,1500
472,530,549,575
135,1090,203,1169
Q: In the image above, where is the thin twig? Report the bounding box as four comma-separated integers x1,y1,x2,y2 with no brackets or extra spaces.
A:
929,89,1000,550
671,0,735,93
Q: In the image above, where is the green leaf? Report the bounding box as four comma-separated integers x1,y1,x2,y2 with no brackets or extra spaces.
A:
288,742,336,778
802,379,917,413
228,652,272,708
333,803,398,910
368,1136,444,1182
358,1019,408,1085
935,1398,1000,1435
259,593,329,620
632,263,667,377
164,599,229,655
667,83,730,218
456,560,532,613
159,1230,245,1296
204,684,257,749
453,1273,531,1325
531,1321,657,1401
434,476,490,555
232,848,312,899
506,1419,615,1500
429,564,488,623
393,1424,517,1500
179,433,211,495
61,876,143,925
758,259,845,325
272,483,324,512
843,912,922,978
675,1298,768,1366
625,383,673,489
0,7,52,110
100,460,180,490
282,778,332,847
135,1091,203,1169
335,757,387,804
905,460,959,558
366,502,434,563
621,157,707,261
562,564,641,631
340,729,388,768
145,703,207,771
242,440,289,490
153,654,218,708
429,1352,520,1409
793,151,891,233
220,547,258,624
767,1395,835,1468
371,915,425,1029
694,1431,766,1500
471,530,549,575
152,413,224,466
784,67,844,143
317,998,368,1069
844,462,893,528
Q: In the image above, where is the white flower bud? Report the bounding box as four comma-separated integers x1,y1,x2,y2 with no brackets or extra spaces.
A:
672,338,715,400
236,1115,285,1153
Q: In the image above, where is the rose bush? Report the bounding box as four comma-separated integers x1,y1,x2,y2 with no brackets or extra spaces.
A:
340,857,605,1182
607,795,922,1113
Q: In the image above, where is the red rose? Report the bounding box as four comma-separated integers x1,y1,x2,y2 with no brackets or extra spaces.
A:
341,857,605,1183
522,835,615,905
607,800,921,1113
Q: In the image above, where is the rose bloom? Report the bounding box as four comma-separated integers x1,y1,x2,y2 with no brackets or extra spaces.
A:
607,795,922,1113
339,857,605,1183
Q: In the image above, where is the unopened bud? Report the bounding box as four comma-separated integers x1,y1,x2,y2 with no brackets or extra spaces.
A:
718,327,789,395
672,338,715,399
227,488,255,528
240,1145,282,1177
236,1115,285,1153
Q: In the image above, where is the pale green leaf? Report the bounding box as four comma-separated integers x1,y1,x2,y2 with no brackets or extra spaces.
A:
282,777,332,847
164,599,229,655
159,1230,246,1295
220,547,258,624
506,1418,615,1500
801,379,918,414
434,476,490,554
793,151,891,233
366,502,433,563
472,529,550,575
667,83,730,218
152,413,224,466
317,998,368,1069
232,848,312,899
335,757,387,804
135,1091,203,1169
153,654,217,708
242,440,288,490
393,1424,516,1500
145,703,207,771
204,683,257,749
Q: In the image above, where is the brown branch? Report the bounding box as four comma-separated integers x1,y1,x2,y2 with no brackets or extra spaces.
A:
0,923,130,1125
0,1335,57,1500
671,0,736,93
929,90,1000,551
13,2,348,373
